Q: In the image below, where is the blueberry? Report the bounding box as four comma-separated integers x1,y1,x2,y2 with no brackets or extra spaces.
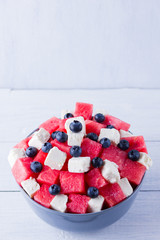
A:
51,131,60,140
69,120,82,133
128,150,140,161
87,187,99,198
86,132,98,142
118,139,130,151
26,146,38,157
49,184,61,195
30,161,42,173
56,131,68,143
64,113,74,119
99,138,111,148
91,157,103,168
94,113,105,123
70,146,82,157
106,125,115,129
42,142,53,153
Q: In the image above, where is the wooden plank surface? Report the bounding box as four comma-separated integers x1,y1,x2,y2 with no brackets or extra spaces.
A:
0,89,159,239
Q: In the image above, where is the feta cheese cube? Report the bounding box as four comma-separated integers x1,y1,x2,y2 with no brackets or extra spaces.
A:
120,129,133,138
8,148,26,168
50,194,68,213
28,128,50,150
98,128,120,145
65,116,86,135
87,195,104,213
67,132,84,146
44,147,67,170
138,152,152,170
101,159,120,183
61,109,74,119
118,178,133,197
21,177,40,198
68,157,91,173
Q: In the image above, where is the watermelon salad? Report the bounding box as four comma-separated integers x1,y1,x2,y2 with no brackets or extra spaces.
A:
8,102,152,214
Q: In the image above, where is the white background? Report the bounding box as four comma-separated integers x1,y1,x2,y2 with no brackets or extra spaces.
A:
0,1,160,240
0,0,160,89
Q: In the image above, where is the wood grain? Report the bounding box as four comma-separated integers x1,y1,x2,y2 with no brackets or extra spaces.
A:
0,1,160,89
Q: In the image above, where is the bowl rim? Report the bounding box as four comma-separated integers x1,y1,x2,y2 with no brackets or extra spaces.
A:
18,129,145,217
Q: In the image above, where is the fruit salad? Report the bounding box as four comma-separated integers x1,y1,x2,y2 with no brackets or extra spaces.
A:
8,102,152,214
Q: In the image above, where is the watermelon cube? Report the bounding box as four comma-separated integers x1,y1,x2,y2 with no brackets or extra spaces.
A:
60,171,85,194
121,136,148,154
37,166,60,185
100,145,127,171
39,116,60,134
34,184,54,208
99,183,126,207
103,115,130,131
14,136,32,150
74,102,93,120
33,150,48,165
67,194,89,214
59,119,67,129
120,158,146,185
12,157,36,186
81,138,102,159
85,168,107,189
51,139,71,157
85,120,106,136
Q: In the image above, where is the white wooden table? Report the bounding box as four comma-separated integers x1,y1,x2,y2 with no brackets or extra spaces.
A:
1,89,159,240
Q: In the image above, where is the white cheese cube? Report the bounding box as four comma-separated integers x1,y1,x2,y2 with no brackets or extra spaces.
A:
138,152,152,170
21,177,40,198
120,129,133,138
50,194,68,213
67,132,84,146
68,157,91,173
28,128,50,150
87,195,104,213
118,178,133,197
101,159,120,183
8,148,26,168
61,109,74,119
98,128,120,145
65,116,86,135
44,147,67,170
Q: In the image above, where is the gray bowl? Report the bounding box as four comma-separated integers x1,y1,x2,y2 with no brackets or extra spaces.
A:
18,129,145,231
20,180,144,232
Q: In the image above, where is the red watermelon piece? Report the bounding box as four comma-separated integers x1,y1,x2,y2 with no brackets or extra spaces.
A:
81,138,102,159
120,158,146,186
67,194,89,214
39,116,60,134
59,119,68,129
121,136,148,154
74,102,93,120
34,184,54,208
37,166,60,186
33,150,48,165
85,168,107,189
85,120,106,135
103,115,130,131
12,157,36,186
100,145,127,171
99,183,126,207
14,136,32,150
60,171,85,194
51,139,71,157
